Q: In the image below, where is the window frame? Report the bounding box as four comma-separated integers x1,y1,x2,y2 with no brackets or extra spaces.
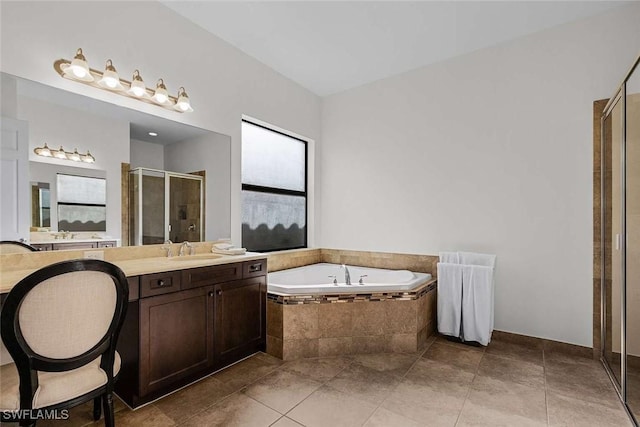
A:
241,119,308,252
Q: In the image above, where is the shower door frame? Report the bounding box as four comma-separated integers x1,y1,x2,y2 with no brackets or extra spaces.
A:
600,54,640,427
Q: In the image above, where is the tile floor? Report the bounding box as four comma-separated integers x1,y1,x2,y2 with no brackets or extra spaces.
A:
30,335,634,426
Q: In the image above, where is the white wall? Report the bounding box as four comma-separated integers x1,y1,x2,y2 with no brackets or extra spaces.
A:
18,96,128,238
0,1,321,245
320,4,640,347
130,139,165,170
164,133,232,242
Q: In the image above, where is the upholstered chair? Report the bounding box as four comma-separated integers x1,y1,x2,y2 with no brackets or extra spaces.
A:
0,241,37,255
0,259,128,427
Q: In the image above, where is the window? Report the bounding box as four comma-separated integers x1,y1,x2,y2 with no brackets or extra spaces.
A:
57,174,107,231
241,120,307,251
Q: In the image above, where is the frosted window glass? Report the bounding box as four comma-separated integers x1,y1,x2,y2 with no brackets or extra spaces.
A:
58,205,106,231
241,121,305,191
57,174,106,205
242,191,305,251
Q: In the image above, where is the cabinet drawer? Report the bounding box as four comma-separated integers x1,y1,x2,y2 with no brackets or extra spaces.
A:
127,276,140,302
243,259,267,278
98,241,117,248
181,263,242,289
53,242,96,250
140,271,181,298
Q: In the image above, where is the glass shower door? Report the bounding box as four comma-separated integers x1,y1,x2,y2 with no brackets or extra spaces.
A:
626,63,640,420
603,94,624,387
168,173,203,243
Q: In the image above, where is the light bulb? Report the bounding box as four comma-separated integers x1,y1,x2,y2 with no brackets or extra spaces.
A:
174,87,193,112
128,70,147,97
69,149,81,162
81,151,95,163
53,146,68,160
34,143,52,157
98,60,123,90
152,79,169,104
64,48,93,82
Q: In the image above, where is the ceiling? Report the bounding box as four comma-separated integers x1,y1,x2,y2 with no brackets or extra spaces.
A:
164,1,629,96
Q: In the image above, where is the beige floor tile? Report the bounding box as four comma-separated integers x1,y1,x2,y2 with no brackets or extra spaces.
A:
184,393,281,427
107,404,175,427
547,390,632,427
325,363,401,405
422,341,483,374
287,385,377,427
281,356,351,382
255,351,286,367
350,352,421,377
213,354,281,391
404,358,476,394
485,339,544,366
362,407,423,427
37,396,127,427
380,378,466,426
243,370,322,413
456,375,547,426
477,353,544,389
153,376,236,423
545,356,622,409
270,417,304,427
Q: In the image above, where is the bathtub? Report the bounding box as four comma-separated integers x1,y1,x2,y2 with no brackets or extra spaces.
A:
268,263,432,295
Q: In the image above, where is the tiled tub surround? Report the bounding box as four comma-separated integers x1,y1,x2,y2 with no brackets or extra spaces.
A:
266,249,440,360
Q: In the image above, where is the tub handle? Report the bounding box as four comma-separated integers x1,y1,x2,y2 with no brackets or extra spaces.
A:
359,275,368,285
328,275,338,286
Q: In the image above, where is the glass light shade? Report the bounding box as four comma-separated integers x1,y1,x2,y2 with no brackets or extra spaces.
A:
127,70,146,97
174,87,193,112
53,146,68,160
63,49,94,82
152,79,169,104
69,149,81,162
34,143,52,157
98,60,124,90
82,151,95,163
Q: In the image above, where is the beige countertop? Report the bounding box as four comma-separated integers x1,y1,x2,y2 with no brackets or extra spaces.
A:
0,252,267,294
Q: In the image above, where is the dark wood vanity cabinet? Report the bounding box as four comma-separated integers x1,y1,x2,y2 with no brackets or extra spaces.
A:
115,259,267,408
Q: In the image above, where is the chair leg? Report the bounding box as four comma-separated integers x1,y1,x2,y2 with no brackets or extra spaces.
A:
102,393,115,427
93,396,102,420
18,418,35,427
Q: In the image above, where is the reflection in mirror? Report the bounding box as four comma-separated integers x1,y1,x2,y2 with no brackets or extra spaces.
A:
57,174,106,231
2,72,231,248
30,182,50,229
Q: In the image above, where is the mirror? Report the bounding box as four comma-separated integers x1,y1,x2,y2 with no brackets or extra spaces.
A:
30,182,50,228
2,72,231,248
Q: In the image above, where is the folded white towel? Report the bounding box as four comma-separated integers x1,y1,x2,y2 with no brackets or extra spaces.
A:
461,265,494,345
439,252,460,264
437,262,463,338
213,247,247,255
459,252,496,268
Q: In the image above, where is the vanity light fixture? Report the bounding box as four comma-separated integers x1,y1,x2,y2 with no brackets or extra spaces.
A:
34,144,96,164
54,48,193,113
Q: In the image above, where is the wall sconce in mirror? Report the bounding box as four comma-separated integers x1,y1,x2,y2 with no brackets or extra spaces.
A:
34,143,95,163
53,48,193,113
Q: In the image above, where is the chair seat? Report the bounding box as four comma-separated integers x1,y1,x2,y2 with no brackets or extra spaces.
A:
0,351,121,410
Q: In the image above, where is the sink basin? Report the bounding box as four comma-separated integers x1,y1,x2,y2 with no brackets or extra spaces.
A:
168,253,225,261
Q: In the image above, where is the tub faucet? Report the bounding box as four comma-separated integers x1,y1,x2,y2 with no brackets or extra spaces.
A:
341,264,351,285
179,241,194,256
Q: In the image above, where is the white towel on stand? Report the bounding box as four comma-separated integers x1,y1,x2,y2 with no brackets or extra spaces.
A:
437,262,463,338
459,252,496,268
461,265,494,345
439,252,460,264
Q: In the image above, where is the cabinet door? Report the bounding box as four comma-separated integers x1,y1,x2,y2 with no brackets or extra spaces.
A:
214,276,266,363
52,242,96,250
139,286,214,396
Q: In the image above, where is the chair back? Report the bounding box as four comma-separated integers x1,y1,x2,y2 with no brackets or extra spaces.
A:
0,259,128,410
0,241,37,255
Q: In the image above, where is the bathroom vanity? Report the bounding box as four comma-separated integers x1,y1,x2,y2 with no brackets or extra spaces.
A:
31,240,118,251
0,248,267,409
115,257,267,407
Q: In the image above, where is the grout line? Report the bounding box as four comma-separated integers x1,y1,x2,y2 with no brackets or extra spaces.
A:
453,344,484,426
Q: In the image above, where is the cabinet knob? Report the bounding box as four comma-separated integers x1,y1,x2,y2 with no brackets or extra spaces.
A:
158,280,165,287
208,291,214,297
217,290,222,296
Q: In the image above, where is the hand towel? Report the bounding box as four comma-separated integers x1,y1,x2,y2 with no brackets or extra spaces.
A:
459,252,496,268
439,252,460,264
437,262,463,338
461,265,494,345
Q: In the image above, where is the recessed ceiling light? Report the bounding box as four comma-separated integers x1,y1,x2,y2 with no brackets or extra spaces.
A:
148,132,158,137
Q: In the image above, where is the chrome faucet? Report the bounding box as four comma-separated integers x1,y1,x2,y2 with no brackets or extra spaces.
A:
163,240,173,258
179,241,194,256
341,264,351,286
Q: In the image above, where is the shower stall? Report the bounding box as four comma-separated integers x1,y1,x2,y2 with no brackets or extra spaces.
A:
600,54,640,426
129,168,204,246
